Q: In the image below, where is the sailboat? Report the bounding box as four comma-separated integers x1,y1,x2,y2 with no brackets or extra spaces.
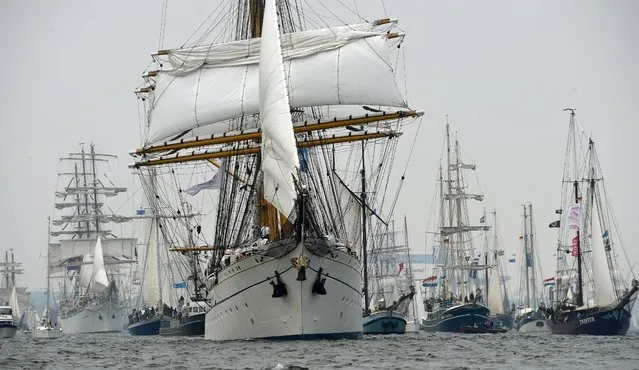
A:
483,211,514,331
32,218,63,339
514,203,549,332
544,109,638,335
130,0,422,340
420,123,496,333
363,218,415,335
50,143,137,334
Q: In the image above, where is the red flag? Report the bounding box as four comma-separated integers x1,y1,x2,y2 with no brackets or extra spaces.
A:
571,235,579,256
398,262,405,275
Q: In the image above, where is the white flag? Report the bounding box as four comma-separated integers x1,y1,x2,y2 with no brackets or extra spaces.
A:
566,204,581,231
184,168,223,196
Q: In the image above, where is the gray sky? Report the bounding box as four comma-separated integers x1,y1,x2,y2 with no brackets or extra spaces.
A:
1,0,637,294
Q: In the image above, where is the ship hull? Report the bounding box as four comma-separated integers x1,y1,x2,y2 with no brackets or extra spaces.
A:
517,317,549,333
548,306,631,335
159,313,205,336
205,240,363,341
60,303,127,334
0,324,17,338
420,303,492,333
491,313,514,330
363,311,407,334
128,315,168,336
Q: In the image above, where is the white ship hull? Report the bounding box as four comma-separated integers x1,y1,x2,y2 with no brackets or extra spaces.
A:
205,240,363,340
518,319,549,333
0,325,17,338
60,302,127,334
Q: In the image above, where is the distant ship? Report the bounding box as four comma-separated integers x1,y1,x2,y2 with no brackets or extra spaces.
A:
0,250,28,331
420,123,494,333
50,144,137,334
363,219,415,335
514,203,549,333
544,109,639,335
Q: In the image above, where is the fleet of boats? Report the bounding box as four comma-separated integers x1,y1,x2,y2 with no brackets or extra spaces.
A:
2,0,638,343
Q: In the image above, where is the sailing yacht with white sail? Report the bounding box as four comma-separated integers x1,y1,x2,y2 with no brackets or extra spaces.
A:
545,109,638,335
130,0,422,340
483,211,514,331
32,218,63,339
514,203,549,332
50,144,137,334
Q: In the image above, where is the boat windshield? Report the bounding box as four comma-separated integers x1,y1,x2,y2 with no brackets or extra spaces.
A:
0,307,12,315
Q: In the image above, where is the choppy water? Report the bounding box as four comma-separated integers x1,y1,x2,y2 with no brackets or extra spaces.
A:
1,330,638,370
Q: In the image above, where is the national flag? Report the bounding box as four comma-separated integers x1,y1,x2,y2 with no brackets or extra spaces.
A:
398,262,405,276
172,282,187,289
421,275,437,287
571,235,579,257
555,209,563,214
508,254,516,263
602,230,609,238
298,148,309,173
548,220,560,228
479,215,485,223
136,209,146,215
543,277,556,286
184,167,223,195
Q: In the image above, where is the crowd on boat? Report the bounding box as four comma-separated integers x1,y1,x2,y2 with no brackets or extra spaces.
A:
128,300,185,325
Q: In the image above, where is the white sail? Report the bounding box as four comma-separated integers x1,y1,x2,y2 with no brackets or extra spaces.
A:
590,205,616,307
146,26,406,145
78,254,94,290
8,286,21,322
487,266,504,314
258,0,299,218
91,237,109,293
142,217,162,307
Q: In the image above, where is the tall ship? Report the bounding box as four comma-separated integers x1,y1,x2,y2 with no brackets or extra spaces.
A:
0,249,28,330
420,123,494,333
130,0,422,340
514,203,549,332
49,144,137,334
363,218,415,335
545,109,638,335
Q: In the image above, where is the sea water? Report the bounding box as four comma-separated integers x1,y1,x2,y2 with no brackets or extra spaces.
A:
1,330,638,369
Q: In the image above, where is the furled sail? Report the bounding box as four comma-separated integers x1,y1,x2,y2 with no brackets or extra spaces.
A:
48,238,137,264
145,23,407,145
91,237,109,293
590,205,616,307
258,0,299,218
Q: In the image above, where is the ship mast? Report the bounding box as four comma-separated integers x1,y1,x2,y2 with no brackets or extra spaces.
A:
523,204,530,308
361,141,370,313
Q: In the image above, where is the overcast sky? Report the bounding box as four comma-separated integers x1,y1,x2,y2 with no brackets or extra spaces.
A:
1,0,637,305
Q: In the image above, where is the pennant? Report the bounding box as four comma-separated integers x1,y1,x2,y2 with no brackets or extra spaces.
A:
555,209,563,214
398,262,405,276
548,220,560,228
